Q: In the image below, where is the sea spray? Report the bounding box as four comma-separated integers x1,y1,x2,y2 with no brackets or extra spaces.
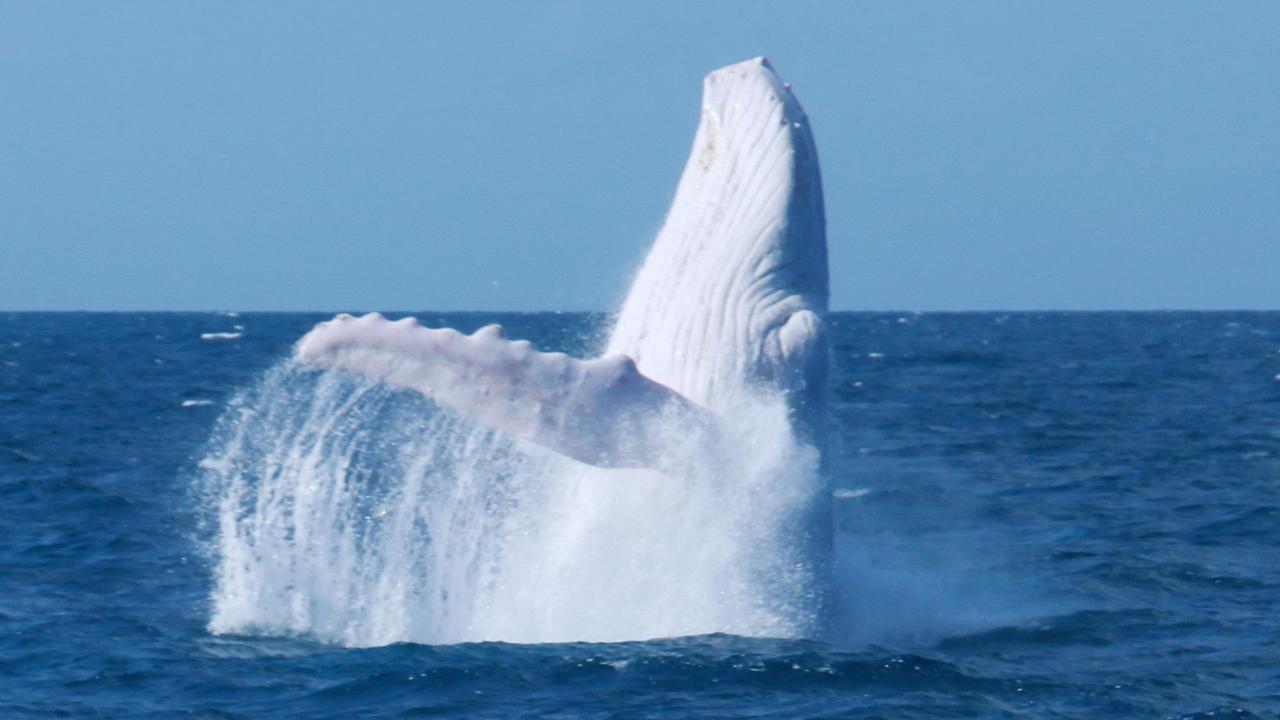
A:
198,359,827,646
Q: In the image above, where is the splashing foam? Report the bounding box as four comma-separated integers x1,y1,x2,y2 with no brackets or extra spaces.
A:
198,358,825,646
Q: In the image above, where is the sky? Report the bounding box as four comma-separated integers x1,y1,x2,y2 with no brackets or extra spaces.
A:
2,1,1277,311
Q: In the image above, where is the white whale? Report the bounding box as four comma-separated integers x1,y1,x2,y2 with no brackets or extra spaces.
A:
267,57,832,642
296,57,829,472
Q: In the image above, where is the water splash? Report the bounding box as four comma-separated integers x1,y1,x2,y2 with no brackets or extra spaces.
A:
198,360,826,646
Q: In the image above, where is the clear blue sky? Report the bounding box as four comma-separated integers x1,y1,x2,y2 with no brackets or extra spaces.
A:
2,1,1277,311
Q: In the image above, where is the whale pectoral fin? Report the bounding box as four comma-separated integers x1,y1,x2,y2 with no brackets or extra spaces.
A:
294,312,712,469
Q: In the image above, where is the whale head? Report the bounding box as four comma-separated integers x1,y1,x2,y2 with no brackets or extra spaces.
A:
607,58,829,428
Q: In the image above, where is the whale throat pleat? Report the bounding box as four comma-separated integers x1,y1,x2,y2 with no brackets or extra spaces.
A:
607,57,828,414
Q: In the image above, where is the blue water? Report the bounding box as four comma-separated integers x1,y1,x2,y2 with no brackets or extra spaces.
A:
2,311,1276,718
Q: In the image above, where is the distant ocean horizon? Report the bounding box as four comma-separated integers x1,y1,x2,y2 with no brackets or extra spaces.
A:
4,308,1277,313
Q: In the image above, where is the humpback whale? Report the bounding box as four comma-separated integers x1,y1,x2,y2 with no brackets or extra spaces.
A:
227,57,836,642
295,57,829,473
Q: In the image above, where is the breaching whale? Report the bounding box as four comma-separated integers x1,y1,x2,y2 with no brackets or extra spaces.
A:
205,57,831,645
295,57,829,473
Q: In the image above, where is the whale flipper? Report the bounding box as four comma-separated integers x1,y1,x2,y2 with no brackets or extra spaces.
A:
295,313,711,469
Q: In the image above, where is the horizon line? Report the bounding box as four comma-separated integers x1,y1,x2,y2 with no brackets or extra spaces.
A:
2,307,1277,314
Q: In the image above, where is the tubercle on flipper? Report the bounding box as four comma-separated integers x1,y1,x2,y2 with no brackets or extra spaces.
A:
472,324,506,341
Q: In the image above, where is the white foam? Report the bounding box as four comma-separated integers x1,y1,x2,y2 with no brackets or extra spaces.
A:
200,364,822,645
182,399,215,408
833,488,871,499
202,332,242,341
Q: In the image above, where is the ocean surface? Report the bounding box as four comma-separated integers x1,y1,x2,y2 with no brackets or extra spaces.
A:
2,311,1277,719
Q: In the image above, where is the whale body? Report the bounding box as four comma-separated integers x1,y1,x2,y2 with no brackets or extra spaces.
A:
296,57,829,470
207,57,833,645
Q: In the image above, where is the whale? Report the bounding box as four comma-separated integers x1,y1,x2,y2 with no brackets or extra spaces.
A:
204,57,833,645
295,57,829,473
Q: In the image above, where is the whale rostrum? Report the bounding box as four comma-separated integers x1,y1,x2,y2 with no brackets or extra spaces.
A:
295,57,828,469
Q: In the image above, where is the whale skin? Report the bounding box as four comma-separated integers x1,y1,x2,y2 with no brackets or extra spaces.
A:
295,57,829,471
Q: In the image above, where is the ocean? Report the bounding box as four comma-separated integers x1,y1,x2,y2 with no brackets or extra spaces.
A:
1,311,1276,718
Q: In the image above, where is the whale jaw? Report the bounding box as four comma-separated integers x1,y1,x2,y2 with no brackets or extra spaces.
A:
607,57,828,420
